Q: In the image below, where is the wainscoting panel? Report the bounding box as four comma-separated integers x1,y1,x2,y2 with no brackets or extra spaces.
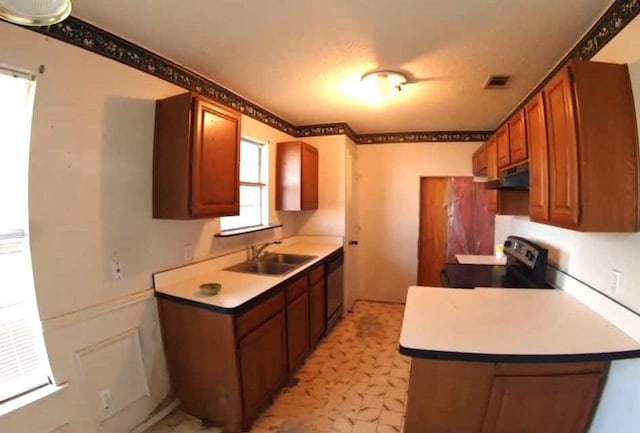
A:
75,328,150,428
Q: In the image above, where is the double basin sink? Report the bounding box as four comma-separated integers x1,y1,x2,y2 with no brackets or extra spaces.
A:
225,253,317,276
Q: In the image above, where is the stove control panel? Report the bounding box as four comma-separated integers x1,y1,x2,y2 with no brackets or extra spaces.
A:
503,236,547,270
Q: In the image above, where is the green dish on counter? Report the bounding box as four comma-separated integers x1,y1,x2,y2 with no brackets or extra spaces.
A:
199,283,222,296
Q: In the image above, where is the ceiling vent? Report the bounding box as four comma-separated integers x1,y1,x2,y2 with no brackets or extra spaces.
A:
484,75,510,89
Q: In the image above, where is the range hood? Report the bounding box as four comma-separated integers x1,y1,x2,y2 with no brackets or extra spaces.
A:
484,165,529,190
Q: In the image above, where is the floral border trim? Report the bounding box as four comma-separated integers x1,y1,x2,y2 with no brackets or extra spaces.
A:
355,131,493,145
27,0,639,144
30,17,299,136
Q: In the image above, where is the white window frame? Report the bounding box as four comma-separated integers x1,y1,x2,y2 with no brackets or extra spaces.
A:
0,67,51,404
220,138,269,232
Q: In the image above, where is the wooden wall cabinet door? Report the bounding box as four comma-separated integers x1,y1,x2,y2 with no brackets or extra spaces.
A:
539,60,639,232
543,67,580,228
472,143,488,175
496,124,511,169
486,136,499,212
153,92,241,219
481,373,602,433
508,110,527,164
526,93,550,222
308,265,326,346
286,275,310,371
239,310,288,425
276,141,319,210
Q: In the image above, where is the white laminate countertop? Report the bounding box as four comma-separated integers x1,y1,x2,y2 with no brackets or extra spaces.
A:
154,238,342,312
455,254,507,265
400,286,640,362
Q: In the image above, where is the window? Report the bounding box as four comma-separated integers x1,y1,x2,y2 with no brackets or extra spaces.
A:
0,68,50,403
220,139,268,231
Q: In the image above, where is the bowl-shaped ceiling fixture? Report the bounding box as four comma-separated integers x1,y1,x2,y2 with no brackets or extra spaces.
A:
0,0,71,26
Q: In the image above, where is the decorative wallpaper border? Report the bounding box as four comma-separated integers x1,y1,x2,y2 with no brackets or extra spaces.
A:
27,0,639,144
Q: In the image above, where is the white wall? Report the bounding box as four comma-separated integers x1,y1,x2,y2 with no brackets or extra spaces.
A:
356,142,480,303
0,20,304,433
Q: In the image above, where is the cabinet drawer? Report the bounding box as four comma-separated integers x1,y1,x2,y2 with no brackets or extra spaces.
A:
308,265,325,285
495,361,607,376
236,290,285,340
286,274,308,302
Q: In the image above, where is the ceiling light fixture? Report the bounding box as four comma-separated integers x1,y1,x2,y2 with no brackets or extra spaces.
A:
361,70,408,100
0,0,72,26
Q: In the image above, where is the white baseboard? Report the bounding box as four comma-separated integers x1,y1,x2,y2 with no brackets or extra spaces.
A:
128,399,179,433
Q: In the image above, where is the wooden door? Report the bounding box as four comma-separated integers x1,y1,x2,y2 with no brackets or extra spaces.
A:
418,177,449,286
239,311,287,425
344,142,359,312
191,97,241,217
526,93,550,222
508,110,527,163
486,136,499,212
496,124,510,168
544,66,580,228
482,374,602,433
301,143,319,209
287,292,310,370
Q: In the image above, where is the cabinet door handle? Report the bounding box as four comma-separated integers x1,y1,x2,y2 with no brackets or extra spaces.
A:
349,240,359,245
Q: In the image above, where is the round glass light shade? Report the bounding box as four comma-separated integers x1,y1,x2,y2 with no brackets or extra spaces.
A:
361,71,407,98
0,0,72,26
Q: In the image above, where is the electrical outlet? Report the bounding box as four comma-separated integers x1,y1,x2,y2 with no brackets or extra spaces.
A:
111,259,124,280
611,269,622,295
183,244,193,261
100,389,112,410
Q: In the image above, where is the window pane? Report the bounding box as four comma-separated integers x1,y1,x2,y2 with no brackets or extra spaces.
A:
0,69,49,402
239,140,261,183
220,185,263,230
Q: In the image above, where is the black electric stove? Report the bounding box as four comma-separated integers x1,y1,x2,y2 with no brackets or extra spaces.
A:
441,236,551,289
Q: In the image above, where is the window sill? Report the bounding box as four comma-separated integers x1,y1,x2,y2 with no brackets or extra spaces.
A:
214,224,283,238
0,383,68,417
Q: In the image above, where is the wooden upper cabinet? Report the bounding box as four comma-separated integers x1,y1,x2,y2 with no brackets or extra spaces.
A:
276,141,319,211
541,60,639,232
153,92,241,219
472,143,488,175
544,66,580,228
485,136,499,212
508,110,528,164
496,124,511,169
526,93,550,222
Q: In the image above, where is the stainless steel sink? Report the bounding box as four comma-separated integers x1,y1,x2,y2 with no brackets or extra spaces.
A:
262,253,317,265
224,253,317,276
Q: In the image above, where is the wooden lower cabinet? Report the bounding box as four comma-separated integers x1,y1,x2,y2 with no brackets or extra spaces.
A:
286,289,310,371
405,358,607,433
157,252,341,432
239,311,287,425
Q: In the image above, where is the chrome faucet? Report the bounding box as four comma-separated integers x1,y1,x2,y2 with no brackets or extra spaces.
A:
250,240,282,262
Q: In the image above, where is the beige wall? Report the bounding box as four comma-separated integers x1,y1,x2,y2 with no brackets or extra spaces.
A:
0,20,305,433
289,135,347,237
355,141,481,303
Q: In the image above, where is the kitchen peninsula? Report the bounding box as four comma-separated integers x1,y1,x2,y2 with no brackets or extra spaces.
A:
399,286,640,433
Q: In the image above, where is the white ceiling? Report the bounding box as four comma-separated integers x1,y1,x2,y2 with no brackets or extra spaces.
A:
72,0,614,134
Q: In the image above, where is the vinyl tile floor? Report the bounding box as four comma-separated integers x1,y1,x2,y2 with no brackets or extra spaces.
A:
145,301,410,433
